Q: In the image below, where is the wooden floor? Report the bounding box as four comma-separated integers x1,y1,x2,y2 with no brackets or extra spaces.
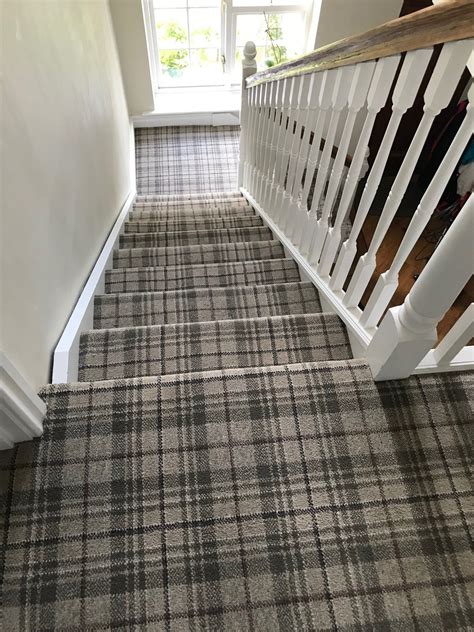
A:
357,216,473,343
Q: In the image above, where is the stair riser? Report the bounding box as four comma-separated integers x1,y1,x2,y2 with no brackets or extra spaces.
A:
113,241,285,269
94,283,321,329
79,314,351,381
119,227,272,249
124,215,262,233
105,259,301,294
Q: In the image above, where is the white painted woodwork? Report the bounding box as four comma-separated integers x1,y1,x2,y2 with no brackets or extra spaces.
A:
52,190,136,383
310,60,376,268
239,34,473,380
367,197,473,379
361,99,473,329
433,305,474,365
302,65,353,259
344,40,473,309
239,41,257,187
295,69,338,242
0,353,45,449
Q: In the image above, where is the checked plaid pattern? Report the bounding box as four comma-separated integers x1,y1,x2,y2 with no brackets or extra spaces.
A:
135,126,239,195
3,363,472,630
94,282,322,329
129,204,253,222
113,240,285,269
119,226,273,249
105,258,301,294
79,313,352,381
136,191,243,203
124,214,263,234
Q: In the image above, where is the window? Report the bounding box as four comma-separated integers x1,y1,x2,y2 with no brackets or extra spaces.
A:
148,0,311,89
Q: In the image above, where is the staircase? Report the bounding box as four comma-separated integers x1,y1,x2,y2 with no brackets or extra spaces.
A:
4,189,472,629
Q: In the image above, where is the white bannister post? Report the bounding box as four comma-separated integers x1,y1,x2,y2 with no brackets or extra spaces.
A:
367,197,474,380
343,39,473,310
239,41,257,188
433,304,474,365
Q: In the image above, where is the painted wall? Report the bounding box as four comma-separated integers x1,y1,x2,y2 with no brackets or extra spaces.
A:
109,0,155,115
1,0,132,390
312,0,404,49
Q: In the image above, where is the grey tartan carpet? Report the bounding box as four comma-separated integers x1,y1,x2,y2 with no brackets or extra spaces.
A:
2,129,473,629
80,313,351,381
2,364,473,630
135,126,239,195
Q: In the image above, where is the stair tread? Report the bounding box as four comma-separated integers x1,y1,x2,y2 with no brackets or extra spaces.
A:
94,281,322,329
79,312,351,381
125,214,262,233
135,191,242,203
120,225,272,249
105,257,300,293
129,203,251,221
113,239,284,269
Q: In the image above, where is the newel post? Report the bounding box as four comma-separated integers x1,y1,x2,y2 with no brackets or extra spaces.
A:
238,41,257,188
367,196,473,380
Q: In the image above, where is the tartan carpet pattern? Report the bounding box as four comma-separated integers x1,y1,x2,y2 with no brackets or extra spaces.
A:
124,214,263,234
113,240,285,269
135,126,240,195
136,191,243,203
79,313,351,381
119,225,273,249
105,258,301,294
94,282,322,329
129,203,253,222
3,364,472,629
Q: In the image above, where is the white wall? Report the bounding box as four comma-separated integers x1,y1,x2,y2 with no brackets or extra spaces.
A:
109,0,155,115
312,0,403,49
1,0,132,390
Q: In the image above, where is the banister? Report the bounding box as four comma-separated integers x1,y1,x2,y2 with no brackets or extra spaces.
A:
246,0,473,87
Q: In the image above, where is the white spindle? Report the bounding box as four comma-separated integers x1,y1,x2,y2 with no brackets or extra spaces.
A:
255,82,272,201
245,84,259,189
367,197,473,380
300,65,353,257
239,41,257,187
361,100,473,329
256,81,278,206
289,74,322,240
294,69,338,242
344,39,473,309
433,304,474,365
329,50,432,289
247,83,262,192
281,75,312,233
274,77,300,224
318,55,406,278
271,77,292,221
263,80,283,212
307,61,376,267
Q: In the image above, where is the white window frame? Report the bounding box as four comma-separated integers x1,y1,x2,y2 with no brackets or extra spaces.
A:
145,0,311,92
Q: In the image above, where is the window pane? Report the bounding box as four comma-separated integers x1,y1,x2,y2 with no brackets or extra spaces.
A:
189,9,220,47
233,0,303,6
236,12,304,61
159,49,190,80
155,9,188,48
188,0,220,6
154,0,186,8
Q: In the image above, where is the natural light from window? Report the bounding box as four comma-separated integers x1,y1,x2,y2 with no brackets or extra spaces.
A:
152,0,308,88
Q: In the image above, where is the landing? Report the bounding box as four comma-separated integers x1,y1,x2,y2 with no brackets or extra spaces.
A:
135,125,240,196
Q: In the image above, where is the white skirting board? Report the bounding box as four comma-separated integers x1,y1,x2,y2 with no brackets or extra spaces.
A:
0,353,46,450
52,190,136,384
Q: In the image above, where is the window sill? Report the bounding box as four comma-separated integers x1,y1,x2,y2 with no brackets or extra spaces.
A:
133,86,241,128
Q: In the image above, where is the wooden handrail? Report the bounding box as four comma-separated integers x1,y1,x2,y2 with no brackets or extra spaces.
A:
246,0,473,87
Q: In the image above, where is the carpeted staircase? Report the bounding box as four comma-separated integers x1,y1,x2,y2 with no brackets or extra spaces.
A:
3,191,473,630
